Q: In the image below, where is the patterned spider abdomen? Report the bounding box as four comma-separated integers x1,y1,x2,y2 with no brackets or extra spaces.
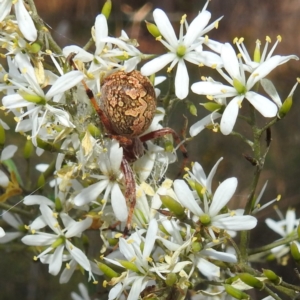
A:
100,70,156,137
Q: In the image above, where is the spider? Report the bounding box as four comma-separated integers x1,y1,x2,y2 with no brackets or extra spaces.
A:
69,55,187,232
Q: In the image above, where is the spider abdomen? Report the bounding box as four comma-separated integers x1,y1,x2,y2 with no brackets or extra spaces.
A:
100,70,156,137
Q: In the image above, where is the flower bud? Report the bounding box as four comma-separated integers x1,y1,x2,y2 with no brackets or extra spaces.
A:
118,260,139,273
160,195,186,219
238,273,264,290
55,197,62,212
201,102,223,112
101,0,112,19
145,21,161,38
224,284,250,300
233,78,246,94
87,123,101,138
278,95,292,119
37,173,45,190
290,242,300,262
191,241,202,253
165,273,177,286
262,269,281,285
186,100,197,116
164,139,174,153
26,42,42,54
0,124,5,146
23,139,34,159
97,262,119,278
18,91,45,105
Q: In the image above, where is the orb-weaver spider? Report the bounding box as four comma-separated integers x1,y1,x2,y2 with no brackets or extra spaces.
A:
69,55,187,232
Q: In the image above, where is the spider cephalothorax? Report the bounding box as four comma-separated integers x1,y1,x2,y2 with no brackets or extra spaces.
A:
70,55,186,231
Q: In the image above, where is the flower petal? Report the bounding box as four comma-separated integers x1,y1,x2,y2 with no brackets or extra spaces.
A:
14,0,37,41
189,113,221,137
213,215,257,231
220,96,243,135
246,91,277,118
153,9,178,47
209,177,237,216
174,179,204,216
141,53,176,76
46,71,84,99
175,60,189,99
111,183,128,222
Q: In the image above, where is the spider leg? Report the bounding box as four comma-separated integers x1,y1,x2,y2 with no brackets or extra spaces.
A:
67,53,116,134
121,157,136,233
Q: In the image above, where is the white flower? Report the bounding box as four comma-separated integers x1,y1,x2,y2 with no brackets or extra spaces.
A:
192,43,281,135
235,36,298,73
0,227,5,238
73,140,128,222
174,178,257,238
0,0,37,41
141,5,223,99
105,219,158,300
265,209,300,258
21,204,94,280
0,211,24,243
2,52,84,145
261,78,299,109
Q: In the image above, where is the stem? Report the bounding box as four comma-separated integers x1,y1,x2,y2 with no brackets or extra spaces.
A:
0,202,33,217
249,233,298,255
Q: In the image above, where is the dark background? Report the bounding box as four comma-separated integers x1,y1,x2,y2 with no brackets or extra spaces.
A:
1,0,300,299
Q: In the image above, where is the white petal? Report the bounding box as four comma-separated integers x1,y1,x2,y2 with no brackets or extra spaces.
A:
49,245,64,275
23,195,55,207
191,81,235,97
22,233,56,246
246,91,277,117
184,10,211,47
66,241,92,273
63,45,94,62
46,71,84,99
0,170,9,188
109,141,123,172
220,96,242,135
95,14,108,54
206,157,224,195
2,211,22,229
65,217,92,238
201,248,237,263
247,55,298,89
175,60,189,99
221,43,241,81
1,145,17,161
73,180,108,206
174,179,204,216
40,204,60,234
153,9,178,47
46,105,74,127
196,257,220,277
0,232,21,243
141,53,176,76
213,215,257,231
14,0,37,41
111,183,128,222
143,219,158,259
127,276,144,300
209,177,237,216
189,113,221,137
0,227,5,238
286,209,296,234
260,78,282,107
0,0,12,22
265,218,286,237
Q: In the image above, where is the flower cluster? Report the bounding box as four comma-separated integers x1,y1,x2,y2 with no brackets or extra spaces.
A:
0,1,299,300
